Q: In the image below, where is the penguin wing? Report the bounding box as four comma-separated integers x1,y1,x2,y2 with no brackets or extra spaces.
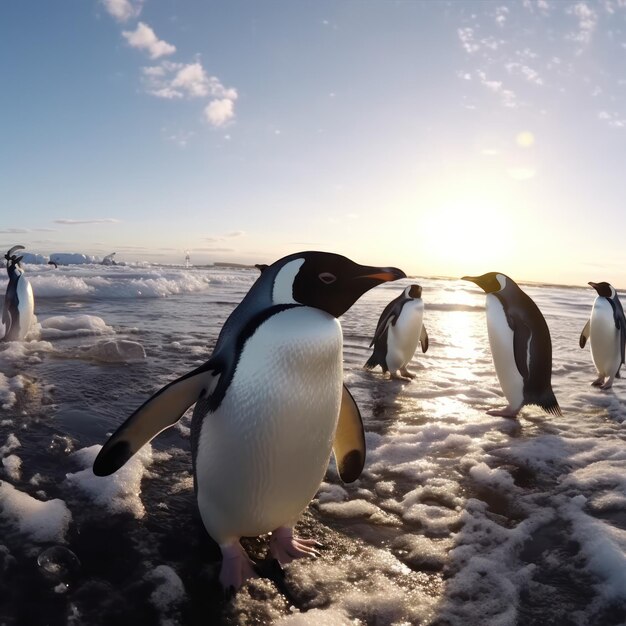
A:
369,297,404,348
614,297,626,366
420,325,429,353
93,362,221,476
512,319,531,380
579,319,590,349
333,384,365,483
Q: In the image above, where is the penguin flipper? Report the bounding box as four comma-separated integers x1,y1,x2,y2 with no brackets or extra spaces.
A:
579,319,590,349
333,385,365,483
369,298,403,348
93,364,221,476
512,321,531,379
420,325,429,353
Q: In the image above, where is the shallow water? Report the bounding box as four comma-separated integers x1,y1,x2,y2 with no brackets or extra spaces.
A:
0,264,625,625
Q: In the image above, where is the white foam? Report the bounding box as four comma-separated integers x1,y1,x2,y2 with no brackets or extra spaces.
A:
79,339,146,363
0,374,25,410
0,434,21,456
2,455,22,481
65,444,153,518
0,481,72,542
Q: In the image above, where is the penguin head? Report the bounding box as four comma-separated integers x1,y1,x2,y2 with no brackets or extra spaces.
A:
269,251,406,317
461,272,507,293
407,284,422,299
589,281,615,298
4,245,25,273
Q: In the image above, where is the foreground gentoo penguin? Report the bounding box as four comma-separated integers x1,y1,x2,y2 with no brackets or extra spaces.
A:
364,284,428,380
462,273,561,418
2,245,34,342
93,251,405,590
579,281,626,389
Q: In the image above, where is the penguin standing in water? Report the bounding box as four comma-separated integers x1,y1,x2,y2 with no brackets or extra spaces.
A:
579,281,626,389
2,245,35,342
93,251,405,591
462,273,561,418
364,284,428,380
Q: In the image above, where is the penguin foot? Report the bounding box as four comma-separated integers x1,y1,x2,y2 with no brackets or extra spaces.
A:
600,377,614,390
219,542,258,592
591,376,604,387
399,368,416,379
390,372,411,381
269,527,320,566
486,406,520,418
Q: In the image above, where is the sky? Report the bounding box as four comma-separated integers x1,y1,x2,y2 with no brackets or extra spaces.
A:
1,1,626,285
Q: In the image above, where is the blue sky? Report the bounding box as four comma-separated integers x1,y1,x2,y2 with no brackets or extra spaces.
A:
1,1,626,285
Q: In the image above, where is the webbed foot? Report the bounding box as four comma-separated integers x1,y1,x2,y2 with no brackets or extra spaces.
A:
269,527,320,566
486,405,520,418
219,542,257,592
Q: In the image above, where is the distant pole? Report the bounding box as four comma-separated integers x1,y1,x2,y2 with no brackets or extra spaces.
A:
185,251,191,268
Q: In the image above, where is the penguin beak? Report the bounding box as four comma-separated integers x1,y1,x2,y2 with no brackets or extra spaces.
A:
588,282,598,289
357,267,406,283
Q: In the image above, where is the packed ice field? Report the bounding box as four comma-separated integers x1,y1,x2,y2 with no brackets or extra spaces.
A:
0,262,624,625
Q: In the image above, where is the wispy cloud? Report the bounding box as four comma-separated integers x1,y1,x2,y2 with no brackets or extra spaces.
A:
101,0,142,23
122,22,176,59
567,2,598,48
205,231,246,243
54,219,121,225
0,227,58,234
191,247,235,253
598,110,626,128
476,70,517,108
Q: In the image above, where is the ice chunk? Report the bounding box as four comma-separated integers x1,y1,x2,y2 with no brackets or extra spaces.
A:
2,455,22,480
148,565,186,611
40,315,114,339
0,481,72,542
80,339,146,363
65,444,153,518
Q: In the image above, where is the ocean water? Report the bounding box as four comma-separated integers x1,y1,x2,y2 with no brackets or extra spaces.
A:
0,263,625,626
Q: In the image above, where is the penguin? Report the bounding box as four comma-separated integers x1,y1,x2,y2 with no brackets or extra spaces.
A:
2,245,35,342
92,251,405,591
364,284,429,380
462,272,561,418
579,281,626,389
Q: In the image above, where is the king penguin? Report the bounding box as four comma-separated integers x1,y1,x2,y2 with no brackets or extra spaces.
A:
364,284,429,380
93,251,405,590
462,272,561,418
2,245,35,342
579,281,626,389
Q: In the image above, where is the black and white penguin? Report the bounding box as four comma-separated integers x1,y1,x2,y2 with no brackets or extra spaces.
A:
93,251,405,590
579,281,626,389
462,272,561,418
2,245,34,342
364,284,428,380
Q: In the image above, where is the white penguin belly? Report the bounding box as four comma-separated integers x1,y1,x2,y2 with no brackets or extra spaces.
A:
486,294,524,409
386,300,424,371
590,299,620,377
195,307,343,544
15,276,34,340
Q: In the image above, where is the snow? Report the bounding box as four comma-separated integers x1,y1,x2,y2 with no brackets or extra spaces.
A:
148,565,186,611
2,455,22,480
0,481,72,542
39,315,114,339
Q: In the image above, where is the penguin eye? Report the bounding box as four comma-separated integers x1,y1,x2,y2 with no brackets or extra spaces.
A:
318,272,337,285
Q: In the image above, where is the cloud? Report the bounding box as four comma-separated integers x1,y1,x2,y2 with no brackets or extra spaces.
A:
204,98,235,127
567,2,598,48
505,62,543,85
191,247,235,253
225,231,245,238
458,28,480,54
494,6,509,26
476,70,517,108
0,228,58,234
102,0,141,22
598,110,626,128
54,219,121,225
122,23,176,59
205,231,246,243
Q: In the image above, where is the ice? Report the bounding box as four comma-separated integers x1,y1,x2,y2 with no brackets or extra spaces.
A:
0,434,21,456
79,339,146,363
0,481,72,542
65,444,153,518
274,607,352,625
49,253,100,265
39,315,114,339
147,565,186,611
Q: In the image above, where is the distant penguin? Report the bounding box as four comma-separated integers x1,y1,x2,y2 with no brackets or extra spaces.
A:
462,273,561,418
579,281,626,389
2,245,35,342
364,284,429,380
93,251,405,591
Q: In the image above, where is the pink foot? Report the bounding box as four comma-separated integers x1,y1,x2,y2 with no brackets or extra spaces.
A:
219,542,257,592
486,405,520,418
269,527,320,566
591,376,604,387
600,377,614,390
